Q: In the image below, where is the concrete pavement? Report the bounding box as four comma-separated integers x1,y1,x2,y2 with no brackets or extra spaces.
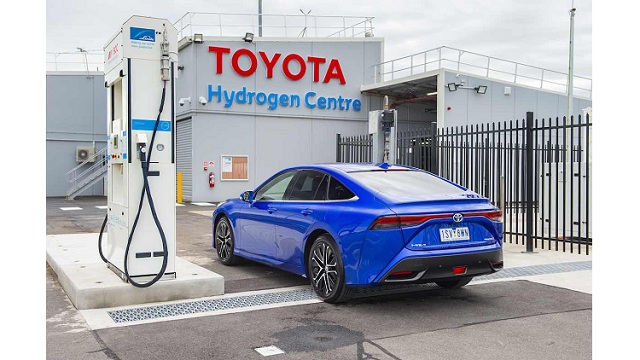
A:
46,197,592,360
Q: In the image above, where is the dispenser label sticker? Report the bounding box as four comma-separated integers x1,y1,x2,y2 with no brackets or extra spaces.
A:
131,119,172,132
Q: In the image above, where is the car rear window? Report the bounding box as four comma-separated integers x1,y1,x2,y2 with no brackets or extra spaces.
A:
349,170,465,196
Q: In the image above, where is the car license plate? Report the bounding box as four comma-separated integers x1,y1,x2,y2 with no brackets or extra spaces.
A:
439,227,470,242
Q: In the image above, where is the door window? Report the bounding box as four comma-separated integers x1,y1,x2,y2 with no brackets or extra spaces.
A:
328,177,356,200
287,170,327,201
254,171,296,201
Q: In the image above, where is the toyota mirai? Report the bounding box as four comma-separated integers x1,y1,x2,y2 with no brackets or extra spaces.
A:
212,163,503,303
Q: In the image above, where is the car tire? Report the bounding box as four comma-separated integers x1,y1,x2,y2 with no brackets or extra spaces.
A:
215,216,241,266
435,277,473,289
307,234,354,303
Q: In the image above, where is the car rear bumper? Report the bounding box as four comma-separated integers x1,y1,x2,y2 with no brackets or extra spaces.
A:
376,247,503,283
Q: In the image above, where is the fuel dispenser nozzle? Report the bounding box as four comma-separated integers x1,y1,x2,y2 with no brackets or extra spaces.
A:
136,133,149,162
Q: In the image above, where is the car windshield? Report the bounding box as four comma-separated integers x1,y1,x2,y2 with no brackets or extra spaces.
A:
349,170,466,197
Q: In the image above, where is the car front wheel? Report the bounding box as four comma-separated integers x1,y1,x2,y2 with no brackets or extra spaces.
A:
307,234,354,303
215,216,241,266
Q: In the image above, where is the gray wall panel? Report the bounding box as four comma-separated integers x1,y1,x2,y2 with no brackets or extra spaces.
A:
490,83,516,122
46,74,107,197
443,70,591,126
191,114,256,202
254,116,313,184
46,140,107,197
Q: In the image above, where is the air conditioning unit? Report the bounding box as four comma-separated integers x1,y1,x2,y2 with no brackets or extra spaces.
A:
76,146,95,163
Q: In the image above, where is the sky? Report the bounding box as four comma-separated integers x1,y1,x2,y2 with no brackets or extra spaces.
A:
45,0,593,78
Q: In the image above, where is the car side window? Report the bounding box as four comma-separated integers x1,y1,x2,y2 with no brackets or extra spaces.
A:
313,175,328,200
327,177,356,200
288,170,327,201
254,171,297,201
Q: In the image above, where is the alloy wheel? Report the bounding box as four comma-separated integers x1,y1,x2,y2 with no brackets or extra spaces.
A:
310,241,338,297
216,219,232,261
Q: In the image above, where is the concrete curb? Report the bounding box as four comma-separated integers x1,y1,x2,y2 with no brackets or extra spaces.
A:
46,233,224,310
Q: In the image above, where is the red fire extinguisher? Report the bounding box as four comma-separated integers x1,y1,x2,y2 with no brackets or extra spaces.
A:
209,172,215,188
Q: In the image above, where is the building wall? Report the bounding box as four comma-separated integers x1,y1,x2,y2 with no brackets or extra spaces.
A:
442,71,592,127
45,45,592,202
177,37,383,202
46,73,107,197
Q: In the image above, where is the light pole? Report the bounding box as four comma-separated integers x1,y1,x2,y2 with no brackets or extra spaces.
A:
258,0,263,37
566,1,576,163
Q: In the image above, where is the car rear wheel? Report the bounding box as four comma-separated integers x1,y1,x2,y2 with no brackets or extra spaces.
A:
308,234,354,303
215,216,241,266
435,277,473,289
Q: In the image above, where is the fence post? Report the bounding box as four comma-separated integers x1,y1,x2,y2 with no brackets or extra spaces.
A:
336,133,341,162
525,112,534,253
429,122,438,173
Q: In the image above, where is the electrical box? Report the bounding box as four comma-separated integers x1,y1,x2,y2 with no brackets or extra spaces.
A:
76,146,95,162
381,109,396,127
103,16,178,285
369,108,397,163
539,162,592,241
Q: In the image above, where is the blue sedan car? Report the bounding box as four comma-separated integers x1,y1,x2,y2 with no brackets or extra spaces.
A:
212,163,503,303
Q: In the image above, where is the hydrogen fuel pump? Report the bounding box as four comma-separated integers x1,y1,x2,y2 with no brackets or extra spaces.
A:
98,16,178,287
369,96,397,163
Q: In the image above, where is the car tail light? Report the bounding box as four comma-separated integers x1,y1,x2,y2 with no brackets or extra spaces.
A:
369,210,503,230
469,210,503,222
369,216,401,230
369,214,451,229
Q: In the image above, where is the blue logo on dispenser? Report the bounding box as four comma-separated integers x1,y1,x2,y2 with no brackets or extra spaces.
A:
131,119,172,132
130,27,156,42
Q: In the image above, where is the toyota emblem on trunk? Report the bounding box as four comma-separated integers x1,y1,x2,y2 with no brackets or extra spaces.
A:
453,213,463,223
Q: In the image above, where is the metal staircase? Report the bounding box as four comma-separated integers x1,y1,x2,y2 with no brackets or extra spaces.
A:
66,147,108,200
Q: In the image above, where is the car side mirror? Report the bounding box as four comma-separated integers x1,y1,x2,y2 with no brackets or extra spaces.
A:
241,191,253,203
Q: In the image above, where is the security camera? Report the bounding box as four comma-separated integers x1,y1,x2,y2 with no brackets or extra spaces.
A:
178,97,191,106
198,96,207,106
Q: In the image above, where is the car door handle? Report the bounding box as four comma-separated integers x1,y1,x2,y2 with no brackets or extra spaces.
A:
267,207,277,214
301,209,313,216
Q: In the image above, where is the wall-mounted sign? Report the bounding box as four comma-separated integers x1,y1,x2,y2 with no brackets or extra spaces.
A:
208,47,346,84
221,155,248,181
207,85,361,112
205,45,361,113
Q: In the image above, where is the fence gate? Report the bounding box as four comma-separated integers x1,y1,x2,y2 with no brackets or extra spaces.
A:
336,112,592,254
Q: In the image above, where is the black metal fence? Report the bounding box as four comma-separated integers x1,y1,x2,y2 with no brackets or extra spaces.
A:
336,112,592,254
336,134,374,163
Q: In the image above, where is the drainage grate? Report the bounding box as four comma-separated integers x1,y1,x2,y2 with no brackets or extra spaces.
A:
475,260,592,281
108,261,591,324
108,288,317,323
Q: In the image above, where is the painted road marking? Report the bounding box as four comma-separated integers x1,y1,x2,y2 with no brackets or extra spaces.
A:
60,207,83,211
254,346,285,357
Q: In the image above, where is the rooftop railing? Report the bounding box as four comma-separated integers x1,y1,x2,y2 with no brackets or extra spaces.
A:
47,13,375,72
46,50,104,72
174,12,375,39
370,46,591,99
